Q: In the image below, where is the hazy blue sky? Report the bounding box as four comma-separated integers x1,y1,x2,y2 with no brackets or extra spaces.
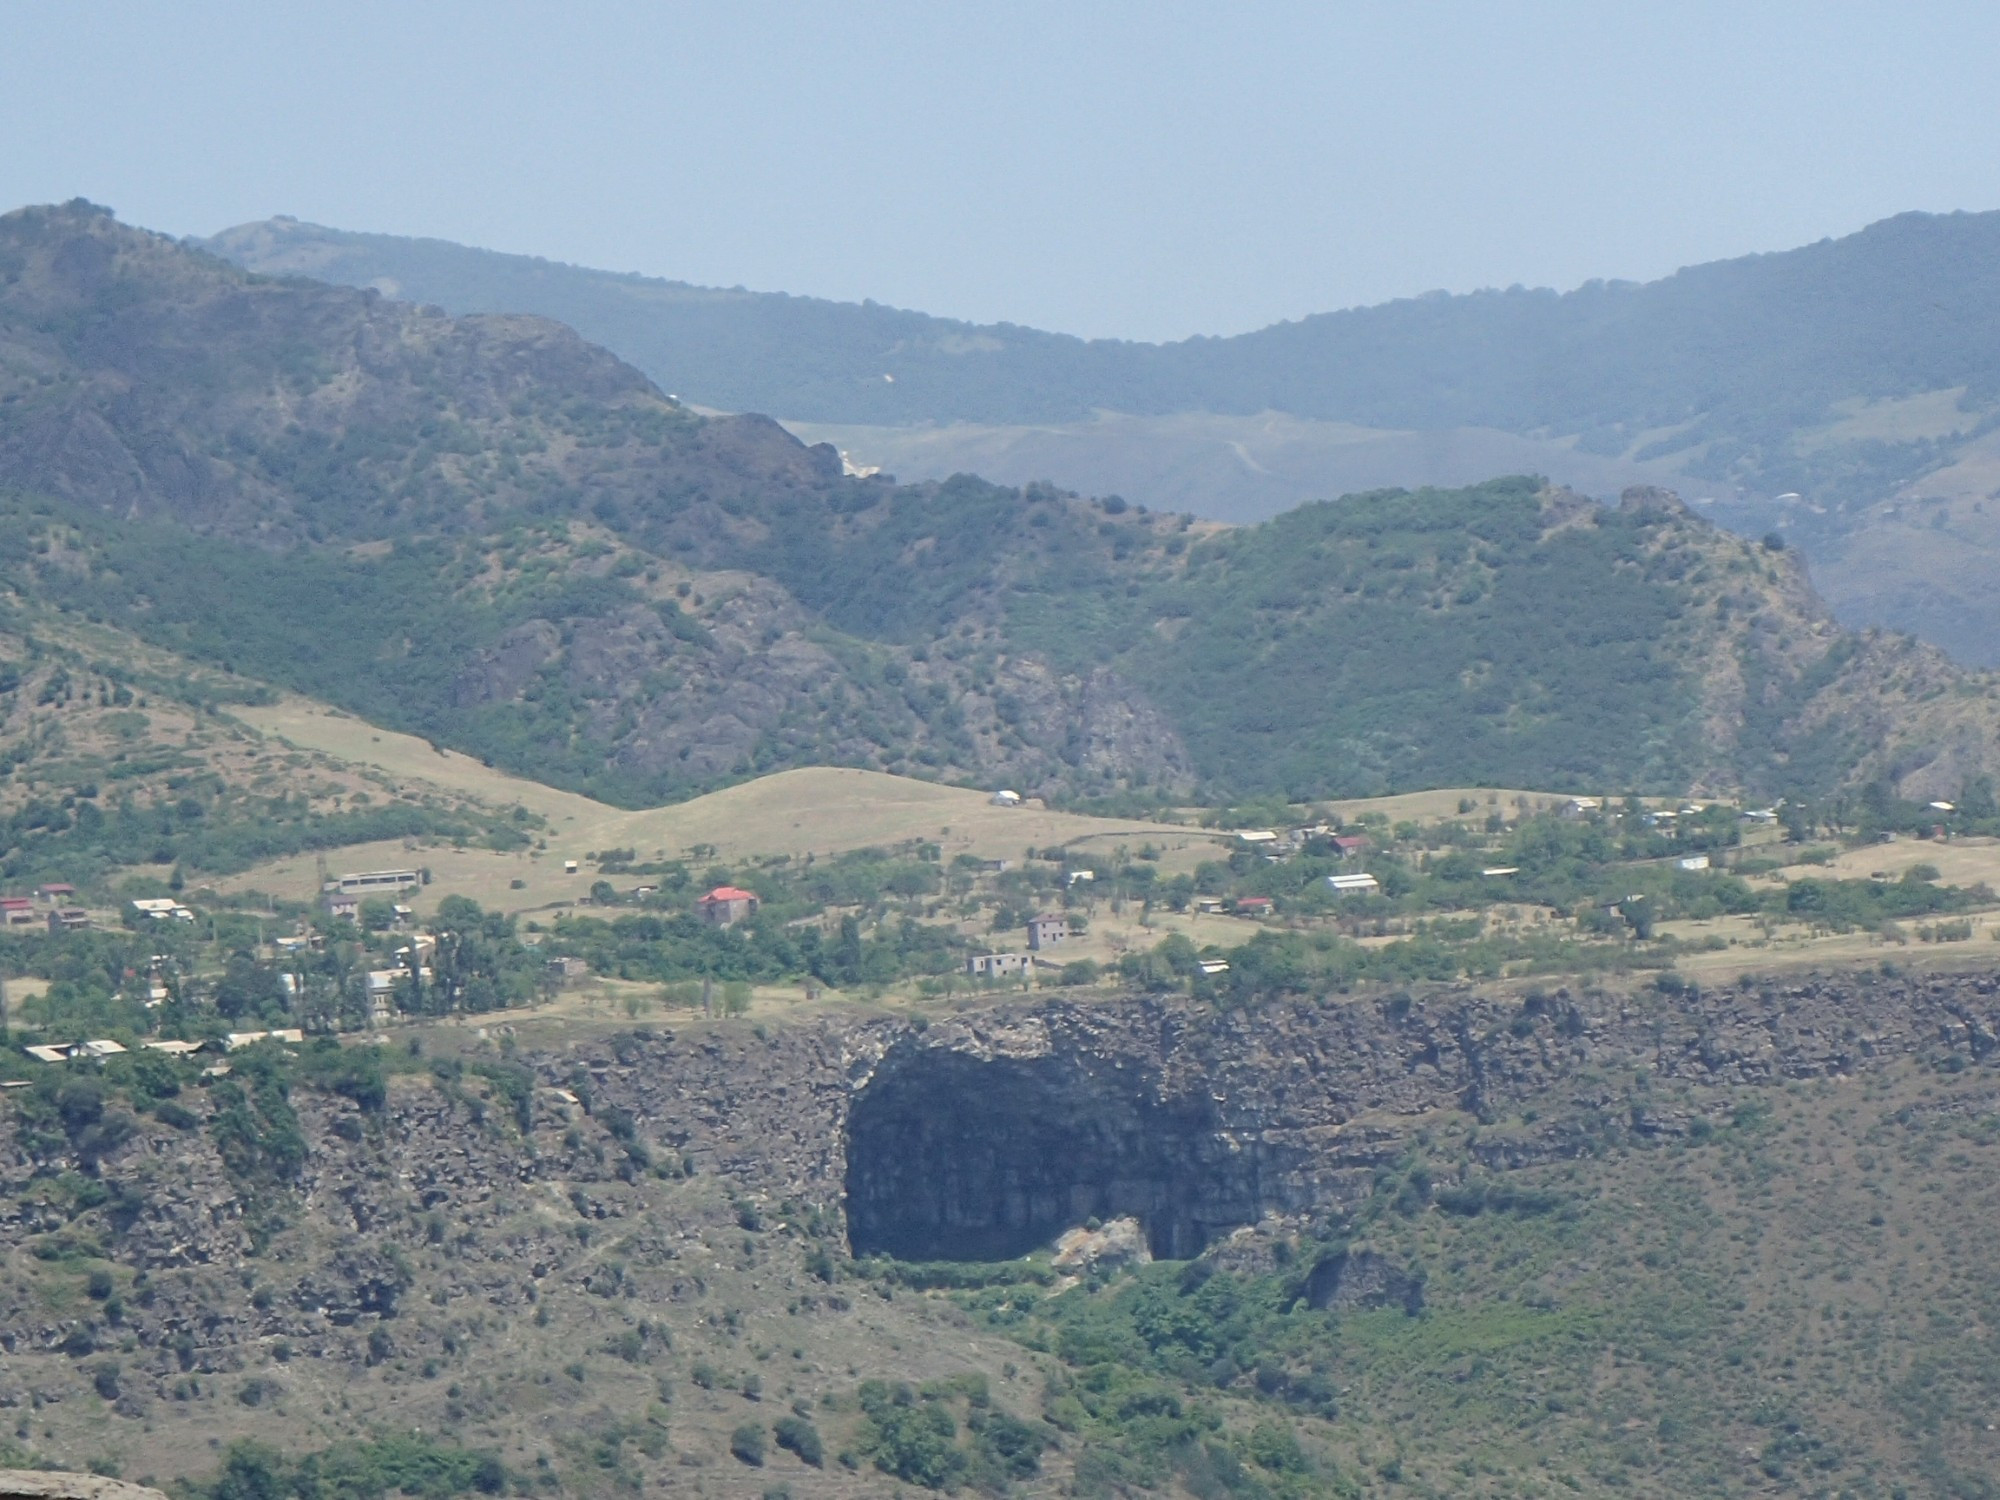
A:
5,2,1998,340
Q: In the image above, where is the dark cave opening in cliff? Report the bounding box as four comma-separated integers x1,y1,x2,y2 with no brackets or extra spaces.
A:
843,1050,1260,1262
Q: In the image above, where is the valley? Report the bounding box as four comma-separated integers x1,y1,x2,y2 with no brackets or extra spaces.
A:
5,197,2000,1500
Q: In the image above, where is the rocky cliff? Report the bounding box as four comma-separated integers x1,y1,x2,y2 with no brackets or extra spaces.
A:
3,971,1998,1484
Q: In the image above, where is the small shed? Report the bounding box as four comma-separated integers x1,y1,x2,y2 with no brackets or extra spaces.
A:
545,955,590,987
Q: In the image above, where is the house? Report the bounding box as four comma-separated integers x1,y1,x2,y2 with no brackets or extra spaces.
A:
47,908,90,935
966,952,1030,979
697,886,760,927
1198,959,1231,976
1066,869,1095,886
990,789,1023,807
1559,798,1601,820
0,897,35,926
978,858,1012,874
1026,913,1068,951
22,1039,126,1063
322,890,361,922
364,969,409,1025
133,897,193,922
1235,896,1275,916
1234,830,1279,847
36,883,75,904
1677,854,1711,872
545,955,590,986
1331,835,1371,856
1327,873,1380,894
1194,897,1228,915
142,1039,205,1056
333,869,420,894
225,1029,303,1050
1481,866,1519,877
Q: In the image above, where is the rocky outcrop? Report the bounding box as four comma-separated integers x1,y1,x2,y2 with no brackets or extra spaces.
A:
2,969,1997,1398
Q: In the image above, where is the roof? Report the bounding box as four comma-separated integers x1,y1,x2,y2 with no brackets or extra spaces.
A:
1235,896,1274,907
1031,912,1065,923
37,883,75,894
0,896,31,909
700,885,757,903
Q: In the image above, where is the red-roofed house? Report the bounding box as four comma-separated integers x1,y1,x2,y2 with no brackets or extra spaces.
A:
1331,836,1370,856
1235,896,1275,917
0,897,35,927
697,886,760,927
37,883,75,903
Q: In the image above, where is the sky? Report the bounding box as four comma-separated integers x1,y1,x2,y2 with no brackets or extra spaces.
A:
4,2,1999,342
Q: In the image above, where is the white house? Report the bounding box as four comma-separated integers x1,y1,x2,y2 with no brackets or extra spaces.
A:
967,952,1030,979
1327,873,1380,894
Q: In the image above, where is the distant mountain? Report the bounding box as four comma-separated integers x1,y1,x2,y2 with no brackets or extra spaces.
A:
0,200,1992,808
207,211,2000,665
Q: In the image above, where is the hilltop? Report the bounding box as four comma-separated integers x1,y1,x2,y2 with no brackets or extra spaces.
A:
2,200,1997,810
208,209,2000,664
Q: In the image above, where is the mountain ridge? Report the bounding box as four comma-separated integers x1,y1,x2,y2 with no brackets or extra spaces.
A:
1,200,1995,809
206,208,2000,665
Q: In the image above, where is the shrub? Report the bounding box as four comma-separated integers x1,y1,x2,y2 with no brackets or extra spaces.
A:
773,1416,824,1467
730,1423,767,1466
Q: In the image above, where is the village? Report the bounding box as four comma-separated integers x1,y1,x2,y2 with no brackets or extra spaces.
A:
4,767,1998,1074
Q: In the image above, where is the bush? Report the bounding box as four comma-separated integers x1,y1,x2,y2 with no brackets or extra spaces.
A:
773,1416,824,1467
730,1423,767,1466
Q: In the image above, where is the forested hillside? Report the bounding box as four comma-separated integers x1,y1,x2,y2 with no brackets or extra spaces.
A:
3,201,1998,808
209,210,2000,666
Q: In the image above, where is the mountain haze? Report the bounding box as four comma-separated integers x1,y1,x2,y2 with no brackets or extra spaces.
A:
208,210,2000,665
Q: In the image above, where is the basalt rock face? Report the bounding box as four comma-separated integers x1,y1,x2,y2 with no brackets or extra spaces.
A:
2,972,1999,1396
572,970,2000,1260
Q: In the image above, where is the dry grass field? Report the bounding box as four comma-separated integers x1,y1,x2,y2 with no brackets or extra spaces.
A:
222,698,1224,917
